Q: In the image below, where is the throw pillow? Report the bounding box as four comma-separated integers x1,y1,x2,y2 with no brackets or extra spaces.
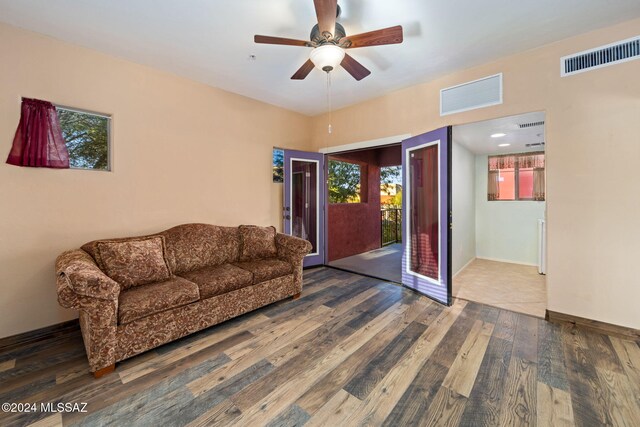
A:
96,236,171,289
239,225,278,261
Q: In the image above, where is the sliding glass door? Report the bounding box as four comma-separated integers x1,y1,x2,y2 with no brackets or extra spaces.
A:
283,150,325,267
401,127,452,305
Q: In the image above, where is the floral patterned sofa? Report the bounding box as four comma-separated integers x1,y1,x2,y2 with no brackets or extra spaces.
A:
55,223,311,377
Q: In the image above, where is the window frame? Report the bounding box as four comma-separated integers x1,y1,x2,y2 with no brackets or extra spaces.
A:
488,151,544,202
56,105,112,172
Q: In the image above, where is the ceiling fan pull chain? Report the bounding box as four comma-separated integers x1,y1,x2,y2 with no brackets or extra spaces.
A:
327,71,333,135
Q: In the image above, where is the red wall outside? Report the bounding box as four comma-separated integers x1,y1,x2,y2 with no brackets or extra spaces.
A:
327,146,400,261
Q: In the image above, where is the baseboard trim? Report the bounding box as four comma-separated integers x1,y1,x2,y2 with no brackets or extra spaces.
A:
546,310,640,340
453,257,476,278
476,256,538,267
0,319,80,352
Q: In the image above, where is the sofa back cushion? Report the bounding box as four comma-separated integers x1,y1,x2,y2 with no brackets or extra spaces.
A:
95,236,172,290
239,225,278,261
160,224,241,274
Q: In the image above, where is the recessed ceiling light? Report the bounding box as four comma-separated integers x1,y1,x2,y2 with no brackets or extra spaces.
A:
498,143,511,147
491,133,506,138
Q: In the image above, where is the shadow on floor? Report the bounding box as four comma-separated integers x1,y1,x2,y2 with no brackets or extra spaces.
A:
328,243,402,283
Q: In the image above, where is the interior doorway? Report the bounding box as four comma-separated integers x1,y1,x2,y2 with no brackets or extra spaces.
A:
451,111,547,317
325,144,403,283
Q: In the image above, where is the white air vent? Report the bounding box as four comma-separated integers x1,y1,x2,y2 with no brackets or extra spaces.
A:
561,36,640,77
526,142,545,148
519,121,545,129
440,73,502,116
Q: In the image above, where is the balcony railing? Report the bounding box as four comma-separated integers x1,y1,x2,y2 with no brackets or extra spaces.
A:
381,208,402,246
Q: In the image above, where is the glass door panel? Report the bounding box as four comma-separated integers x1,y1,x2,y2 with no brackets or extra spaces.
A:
284,150,325,267
402,127,452,305
408,143,440,281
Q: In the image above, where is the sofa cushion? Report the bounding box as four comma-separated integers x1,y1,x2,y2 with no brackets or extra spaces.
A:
118,277,199,324
179,264,253,299
96,236,171,290
160,224,241,274
234,259,293,284
239,225,278,261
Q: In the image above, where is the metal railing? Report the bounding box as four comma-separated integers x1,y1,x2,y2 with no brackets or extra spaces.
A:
381,208,402,246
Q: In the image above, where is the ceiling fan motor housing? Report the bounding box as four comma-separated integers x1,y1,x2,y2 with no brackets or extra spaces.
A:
310,22,346,44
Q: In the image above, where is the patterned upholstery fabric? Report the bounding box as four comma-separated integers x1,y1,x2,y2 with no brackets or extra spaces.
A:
276,233,313,289
239,225,278,261
81,234,163,269
116,275,298,362
118,277,200,325
179,263,253,299
96,236,172,290
234,259,293,284
161,224,241,274
55,224,311,373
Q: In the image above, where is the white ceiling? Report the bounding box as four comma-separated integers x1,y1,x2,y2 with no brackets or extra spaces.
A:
1,0,639,116
453,111,546,155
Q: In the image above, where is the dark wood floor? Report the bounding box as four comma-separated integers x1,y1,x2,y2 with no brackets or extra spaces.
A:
1,267,640,426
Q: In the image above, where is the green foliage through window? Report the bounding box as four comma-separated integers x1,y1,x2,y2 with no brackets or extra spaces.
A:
380,166,401,192
273,148,284,183
58,108,110,170
328,160,361,203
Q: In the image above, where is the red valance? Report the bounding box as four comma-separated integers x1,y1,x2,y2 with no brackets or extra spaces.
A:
489,153,545,170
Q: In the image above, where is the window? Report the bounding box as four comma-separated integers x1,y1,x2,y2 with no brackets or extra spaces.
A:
273,148,284,183
57,107,110,171
328,159,362,203
488,152,545,201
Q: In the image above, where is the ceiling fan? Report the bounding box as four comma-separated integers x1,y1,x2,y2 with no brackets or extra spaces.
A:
254,0,403,81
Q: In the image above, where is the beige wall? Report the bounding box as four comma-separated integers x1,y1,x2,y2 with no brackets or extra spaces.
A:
2,17,639,338
0,23,311,338
311,19,640,329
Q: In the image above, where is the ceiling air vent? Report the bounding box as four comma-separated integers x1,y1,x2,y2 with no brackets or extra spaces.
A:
561,36,640,77
526,142,545,148
518,121,545,129
440,73,502,116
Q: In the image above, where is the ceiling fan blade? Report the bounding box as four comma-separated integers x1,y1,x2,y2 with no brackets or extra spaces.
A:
254,35,310,47
341,53,371,81
342,25,404,48
291,59,315,80
314,0,338,37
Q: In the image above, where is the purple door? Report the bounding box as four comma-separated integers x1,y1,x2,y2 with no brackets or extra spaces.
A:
401,127,452,305
284,149,325,267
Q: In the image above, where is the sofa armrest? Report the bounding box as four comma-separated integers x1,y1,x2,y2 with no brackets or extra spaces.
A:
56,250,121,309
56,249,119,373
275,233,312,263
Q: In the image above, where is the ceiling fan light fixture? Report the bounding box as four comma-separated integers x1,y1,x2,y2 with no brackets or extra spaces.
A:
309,44,345,72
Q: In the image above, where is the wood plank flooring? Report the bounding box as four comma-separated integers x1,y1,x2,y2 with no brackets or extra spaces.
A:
1,267,639,426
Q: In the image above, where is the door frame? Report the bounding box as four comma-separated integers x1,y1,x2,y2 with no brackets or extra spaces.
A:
401,127,453,306
283,149,325,267
287,156,321,260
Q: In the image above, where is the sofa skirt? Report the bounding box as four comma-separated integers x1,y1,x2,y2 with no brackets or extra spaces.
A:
115,274,298,363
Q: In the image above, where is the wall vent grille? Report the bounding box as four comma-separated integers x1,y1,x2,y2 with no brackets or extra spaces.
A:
526,142,545,148
518,121,545,129
440,73,502,116
561,36,640,77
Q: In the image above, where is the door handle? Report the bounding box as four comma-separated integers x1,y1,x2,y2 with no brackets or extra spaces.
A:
285,215,291,220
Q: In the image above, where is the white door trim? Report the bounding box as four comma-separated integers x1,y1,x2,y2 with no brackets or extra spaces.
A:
318,134,412,154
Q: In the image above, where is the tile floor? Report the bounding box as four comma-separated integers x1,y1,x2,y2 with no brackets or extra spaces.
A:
453,258,547,318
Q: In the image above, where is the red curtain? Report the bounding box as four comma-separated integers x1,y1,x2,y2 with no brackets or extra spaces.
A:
410,145,439,280
6,98,69,168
